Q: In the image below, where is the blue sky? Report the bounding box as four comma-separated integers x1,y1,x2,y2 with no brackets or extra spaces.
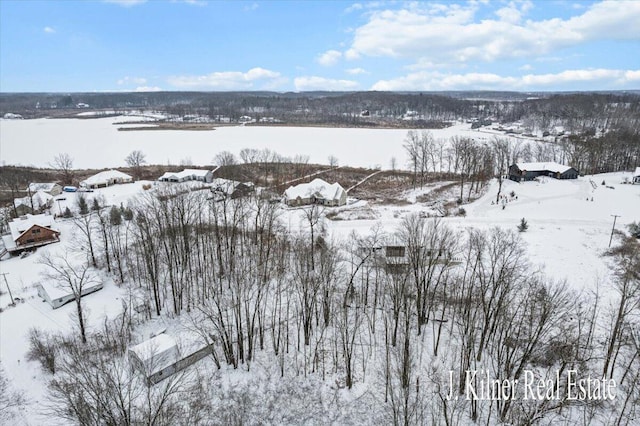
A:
1,0,639,92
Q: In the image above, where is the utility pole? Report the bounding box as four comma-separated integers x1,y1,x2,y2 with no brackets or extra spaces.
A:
609,214,621,248
56,198,63,217
0,272,15,306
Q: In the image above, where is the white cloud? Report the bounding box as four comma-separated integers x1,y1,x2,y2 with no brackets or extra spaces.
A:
117,76,147,85
344,3,363,14
519,64,533,71
317,50,343,67
43,26,56,34
179,0,207,5
345,67,369,75
168,67,284,90
346,1,640,65
103,0,147,6
135,86,162,92
294,76,358,91
371,68,640,91
243,2,259,11
344,48,360,60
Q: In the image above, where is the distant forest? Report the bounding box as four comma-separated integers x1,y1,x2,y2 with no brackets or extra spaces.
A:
2,91,640,133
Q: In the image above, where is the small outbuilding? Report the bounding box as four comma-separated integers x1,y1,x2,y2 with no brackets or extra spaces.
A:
284,178,347,207
129,334,181,380
508,162,579,182
36,280,104,309
80,170,133,189
129,332,214,385
633,167,640,184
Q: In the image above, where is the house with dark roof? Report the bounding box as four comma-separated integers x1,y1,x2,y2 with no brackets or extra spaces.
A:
508,162,579,182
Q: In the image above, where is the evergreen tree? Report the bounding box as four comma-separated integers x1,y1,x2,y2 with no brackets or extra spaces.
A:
109,206,122,226
63,207,73,218
77,195,89,215
517,217,529,232
91,198,101,211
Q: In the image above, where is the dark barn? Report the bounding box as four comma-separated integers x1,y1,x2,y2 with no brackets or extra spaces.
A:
509,162,579,182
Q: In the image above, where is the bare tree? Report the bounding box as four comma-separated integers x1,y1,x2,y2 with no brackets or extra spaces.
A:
239,148,260,164
492,137,511,203
125,150,146,180
214,151,237,166
39,252,100,344
603,234,640,378
51,153,74,185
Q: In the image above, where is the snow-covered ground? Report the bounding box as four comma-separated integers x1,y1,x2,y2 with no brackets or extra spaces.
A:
1,117,511,169
1,173,638,423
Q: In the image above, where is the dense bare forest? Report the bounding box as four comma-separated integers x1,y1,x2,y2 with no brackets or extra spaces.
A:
20,183,639,425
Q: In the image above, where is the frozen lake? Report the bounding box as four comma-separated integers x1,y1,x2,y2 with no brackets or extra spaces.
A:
0,117,489,169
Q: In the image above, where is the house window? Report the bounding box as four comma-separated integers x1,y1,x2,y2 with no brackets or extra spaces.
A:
386,246,405,257
32,228,41,234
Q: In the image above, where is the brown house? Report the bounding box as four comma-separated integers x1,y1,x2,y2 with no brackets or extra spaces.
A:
1,214,60,257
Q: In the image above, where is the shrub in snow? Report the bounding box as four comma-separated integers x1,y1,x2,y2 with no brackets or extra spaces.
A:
602,180,606,185
122,206,134,221
91,198,101,211
628,222,640,239
26,328,57,374
63,207,73,218
457,207,466,217
510,190,516,198
517,218,529,232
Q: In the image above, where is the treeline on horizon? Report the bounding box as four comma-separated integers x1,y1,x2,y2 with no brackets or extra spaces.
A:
2,91,640,131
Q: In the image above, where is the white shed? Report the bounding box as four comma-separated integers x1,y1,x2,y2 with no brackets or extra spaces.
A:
36,280,103,309
129,334,180,377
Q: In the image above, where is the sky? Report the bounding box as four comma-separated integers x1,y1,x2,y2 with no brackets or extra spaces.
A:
0,0,639,93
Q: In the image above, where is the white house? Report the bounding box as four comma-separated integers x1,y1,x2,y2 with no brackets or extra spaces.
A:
158,169,214,183
284,178,347,207
80,170,133,189
26,182,62,196
633,167,640,184
13,190,54,214
36,280,104,309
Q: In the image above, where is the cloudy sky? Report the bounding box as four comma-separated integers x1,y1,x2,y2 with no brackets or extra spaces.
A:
1,0,639,92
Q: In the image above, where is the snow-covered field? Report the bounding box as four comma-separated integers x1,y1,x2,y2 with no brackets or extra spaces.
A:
1,119,639,424
1,117,507,169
